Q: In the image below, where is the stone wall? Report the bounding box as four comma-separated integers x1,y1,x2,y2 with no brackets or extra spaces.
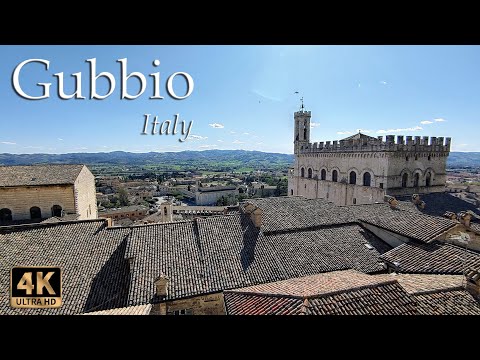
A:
0,185,75,221
195,189,239,206
151,292,225,315
74,166,98,220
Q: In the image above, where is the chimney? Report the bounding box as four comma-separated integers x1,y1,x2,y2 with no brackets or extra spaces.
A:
384,195,398,209
154,274,169,298
243,202,262,228
443,211,457,220
464,269,480,299
458,211,472,227
411,194,421,205
104,217,113,227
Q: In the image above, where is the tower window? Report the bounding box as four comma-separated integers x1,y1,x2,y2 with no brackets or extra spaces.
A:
332,170,338,182
290,189,293,195
320,169,326,180
428,155,431,161
353,198,357,204
415,154,418,160
0,208,13,223
308,168,313,179
363,172,371,187
414,173,419,187
349,171,356,185
379,183,384,189
406,156,409,161
301,168,305,178
402,173,408,188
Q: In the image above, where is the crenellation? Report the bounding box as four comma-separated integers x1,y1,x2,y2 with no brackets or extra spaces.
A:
406,136,412,145
422,136,429,146
430,137,437,146
386,135,395,144
397,136,404,145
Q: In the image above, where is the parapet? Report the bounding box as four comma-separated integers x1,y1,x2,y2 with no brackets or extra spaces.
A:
298,135,451,154
294,110,312,117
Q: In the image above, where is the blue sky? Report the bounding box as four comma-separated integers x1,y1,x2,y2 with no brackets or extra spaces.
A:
1,45,479,154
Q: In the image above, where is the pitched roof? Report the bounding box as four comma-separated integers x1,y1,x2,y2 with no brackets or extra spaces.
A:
126,214,389,303
0,219,130,315
355,206,457,243
224,270,419,315
0,164,85,187
244,196,355,233
396,192,480,219
380,241,480,274
339,133,381,142
372,273,465,294
41,214,80,223
414,289,480,315
83,304,152,315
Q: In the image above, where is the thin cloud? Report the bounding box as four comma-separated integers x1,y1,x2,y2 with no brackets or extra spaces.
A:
243,132,250,135
233,140,245,144
358,83,361,88
209,123,224,129
420,120,434,125
380,81,388,85
251,89,282,102
230,131,236,134
217,140,224,143
376,126,422,134
1,141,16,145
58,138,64,141
199,144,218,149
256,142,264,145
434,118,446,122
337,131,353,135
310,122,321,128
187,135,208,141
357,129,373,134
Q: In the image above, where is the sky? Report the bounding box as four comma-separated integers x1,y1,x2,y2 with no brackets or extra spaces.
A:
1,45,479,154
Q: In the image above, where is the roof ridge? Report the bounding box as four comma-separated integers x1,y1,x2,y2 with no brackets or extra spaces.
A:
304,279,400,299
263,221,360,236
0,218,107,232
412,286,466,296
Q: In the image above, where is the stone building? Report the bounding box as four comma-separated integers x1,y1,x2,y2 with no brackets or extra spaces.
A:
0,164,97,224
195,185,238,206
288,106,451,205
98,205,148,224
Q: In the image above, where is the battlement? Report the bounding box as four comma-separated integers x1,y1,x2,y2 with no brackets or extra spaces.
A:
294,110,311,117
299,135,452,154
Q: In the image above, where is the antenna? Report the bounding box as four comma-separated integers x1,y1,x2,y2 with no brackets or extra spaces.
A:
300,97,305,111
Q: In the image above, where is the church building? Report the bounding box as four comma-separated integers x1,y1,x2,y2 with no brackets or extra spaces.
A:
288,104,451,205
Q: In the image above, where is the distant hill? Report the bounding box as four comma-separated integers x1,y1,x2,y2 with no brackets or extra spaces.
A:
0,150,478,170
0,150,295,172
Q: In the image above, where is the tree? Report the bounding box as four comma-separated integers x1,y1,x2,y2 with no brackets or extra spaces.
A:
118,187,130,206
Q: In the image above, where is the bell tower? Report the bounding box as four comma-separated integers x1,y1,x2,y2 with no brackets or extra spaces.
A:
294,98,311,155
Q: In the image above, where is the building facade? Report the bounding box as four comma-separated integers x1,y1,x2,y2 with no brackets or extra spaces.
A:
195,186,238,206
0,164,97,224
288,108,451,205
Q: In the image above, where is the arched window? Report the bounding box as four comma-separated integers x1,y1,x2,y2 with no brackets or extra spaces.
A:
414,173,419,187
51,205,63,217
363,172,371,187
426,172,431,187
349,171,356,185
164,207,168,216
0,208,12,223
308,168,313,179
332,170,338,182
428,155,431,161
303,122,307,140
30,206,42,220
301,168,305,178
290,189,293,195
415,155,418,160
402,173,408,188
320,169,326,180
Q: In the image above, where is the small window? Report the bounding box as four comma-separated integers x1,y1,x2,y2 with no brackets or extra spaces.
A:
353,198,357,204
308,168,313,179
304,184,306,189
349,171,356,185
332,170,338,182
414,173,419,187
426,172,431,187
415,154,418,160
301,168,305,178
170,309,193,315
428,155,431,161
164,207,168,216
379,183,384,189
321,169,326,180
51,205,63,217
0,208,13,223
406,156,409,161
290,189,293,195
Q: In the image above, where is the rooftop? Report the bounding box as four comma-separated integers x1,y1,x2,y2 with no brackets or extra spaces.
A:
0,164,85,187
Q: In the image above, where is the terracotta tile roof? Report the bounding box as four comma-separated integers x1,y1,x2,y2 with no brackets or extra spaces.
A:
380,241,480,274
227,270,387,298
126,214,389,303
396,192,480,218
41,214,80,223
414,289,480,315
224,270,419,315
372,273,465,294
0,164,85,187
83,304,152,315
243,196,356,233
0,219,130,315
347,203,457,243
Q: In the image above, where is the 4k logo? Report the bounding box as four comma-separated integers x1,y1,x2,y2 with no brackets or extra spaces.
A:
10,267,62,309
